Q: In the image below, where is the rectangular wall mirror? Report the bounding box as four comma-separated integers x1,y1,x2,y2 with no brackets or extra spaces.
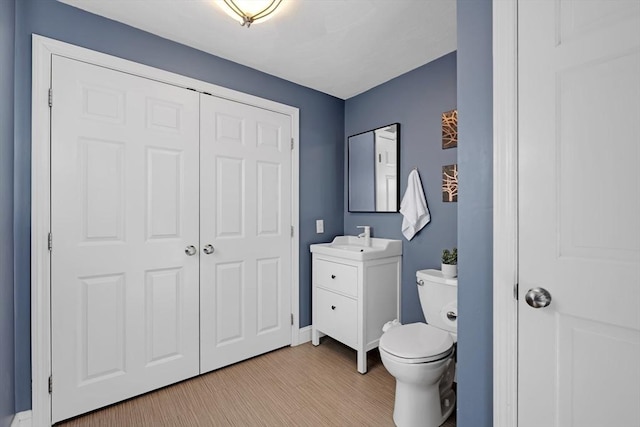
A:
348,123,400,212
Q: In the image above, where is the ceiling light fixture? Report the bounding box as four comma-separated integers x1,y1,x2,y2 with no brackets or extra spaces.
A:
221,0,284,28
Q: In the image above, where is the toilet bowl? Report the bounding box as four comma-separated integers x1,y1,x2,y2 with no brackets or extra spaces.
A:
379,270,457,427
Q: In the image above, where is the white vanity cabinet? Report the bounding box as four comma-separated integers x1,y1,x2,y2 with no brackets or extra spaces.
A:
311,251,401,374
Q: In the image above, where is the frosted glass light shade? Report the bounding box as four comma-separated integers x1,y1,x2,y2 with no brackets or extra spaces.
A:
217,0,284,27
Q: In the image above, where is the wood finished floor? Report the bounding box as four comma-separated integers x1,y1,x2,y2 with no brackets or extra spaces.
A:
58,337,456,426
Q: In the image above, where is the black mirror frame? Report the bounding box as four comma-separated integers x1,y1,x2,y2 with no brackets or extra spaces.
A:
347,123,400,213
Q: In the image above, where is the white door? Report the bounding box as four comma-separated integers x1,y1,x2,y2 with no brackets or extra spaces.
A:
51,56,200,422
518,1,640,426
374,127,398,211
199,95,292,373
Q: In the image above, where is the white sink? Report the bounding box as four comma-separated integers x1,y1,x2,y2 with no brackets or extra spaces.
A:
310,235,402,261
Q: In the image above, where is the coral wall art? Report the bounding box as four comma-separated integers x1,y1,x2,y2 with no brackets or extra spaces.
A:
442,109,458,149
442,164,458,202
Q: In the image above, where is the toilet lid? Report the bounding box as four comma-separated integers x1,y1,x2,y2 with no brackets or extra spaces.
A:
379,323,454,362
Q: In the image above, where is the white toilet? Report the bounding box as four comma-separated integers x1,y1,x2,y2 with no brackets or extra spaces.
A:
379,269,457,427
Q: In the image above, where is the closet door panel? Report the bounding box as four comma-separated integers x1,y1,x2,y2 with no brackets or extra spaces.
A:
215,156,245,237
200,95,292,373
50,56,200,423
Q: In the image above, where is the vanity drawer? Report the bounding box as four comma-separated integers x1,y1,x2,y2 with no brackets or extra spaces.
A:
315,288,357,348
315,260,358,297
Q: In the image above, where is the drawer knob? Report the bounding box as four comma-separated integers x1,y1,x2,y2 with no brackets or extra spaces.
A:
331,274,336,279
331,305,336,310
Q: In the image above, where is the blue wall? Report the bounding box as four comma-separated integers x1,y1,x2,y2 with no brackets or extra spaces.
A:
1,0,16,425
344,53,458,323
456,0,493,426
13,0,344,410
348,132,376,211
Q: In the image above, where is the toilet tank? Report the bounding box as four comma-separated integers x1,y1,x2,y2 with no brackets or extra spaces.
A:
416,269,457,335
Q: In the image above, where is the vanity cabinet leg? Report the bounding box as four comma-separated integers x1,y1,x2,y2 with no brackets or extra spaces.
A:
312,327,320,346
357,350,367,374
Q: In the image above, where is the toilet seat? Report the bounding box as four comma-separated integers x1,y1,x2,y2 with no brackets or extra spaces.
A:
379,323,454,364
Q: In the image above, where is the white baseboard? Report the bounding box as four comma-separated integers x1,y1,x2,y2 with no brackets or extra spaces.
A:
295,326,312,345
10,411,32,427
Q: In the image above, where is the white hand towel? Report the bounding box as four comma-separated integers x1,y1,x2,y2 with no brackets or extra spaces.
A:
400,169,430,241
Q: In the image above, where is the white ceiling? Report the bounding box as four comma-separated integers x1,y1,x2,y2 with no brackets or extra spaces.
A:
58,0,457,99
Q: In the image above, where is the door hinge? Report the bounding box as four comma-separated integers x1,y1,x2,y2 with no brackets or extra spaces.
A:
48,232,52,251
290,313,294,326
514,282,519,300
48,88,52,107
291,138,294,150
291,226,294,237
48,376,52,394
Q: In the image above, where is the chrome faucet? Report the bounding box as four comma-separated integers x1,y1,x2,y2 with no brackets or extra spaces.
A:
357,226,371,247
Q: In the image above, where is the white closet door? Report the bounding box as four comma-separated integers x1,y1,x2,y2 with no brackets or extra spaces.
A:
200,95,292,373
51,56,200,423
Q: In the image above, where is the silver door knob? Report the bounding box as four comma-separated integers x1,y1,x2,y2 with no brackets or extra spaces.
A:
525,287,552,308
203,244,214,255
185,245,197,256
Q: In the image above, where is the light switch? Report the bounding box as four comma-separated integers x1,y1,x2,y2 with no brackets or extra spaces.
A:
316,219,324,234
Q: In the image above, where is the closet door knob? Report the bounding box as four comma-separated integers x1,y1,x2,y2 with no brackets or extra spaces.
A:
203,244,215,255
185,245,197,256
331,275,336,279
331,305,336,310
